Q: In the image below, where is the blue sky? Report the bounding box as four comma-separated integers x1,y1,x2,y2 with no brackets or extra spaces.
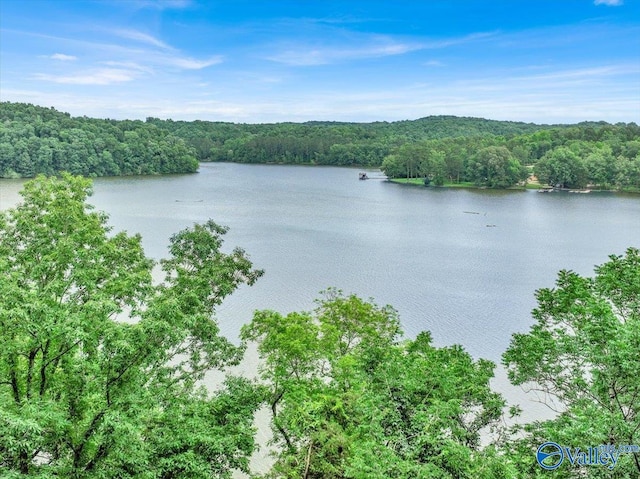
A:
1,0,639,123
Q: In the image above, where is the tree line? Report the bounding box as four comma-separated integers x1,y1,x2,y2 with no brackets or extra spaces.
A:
0,102,565,177
146,115,548,167
1,175,638,478
0,102,198,178
381,125,640,190
2,102,639,190
143,112,640,191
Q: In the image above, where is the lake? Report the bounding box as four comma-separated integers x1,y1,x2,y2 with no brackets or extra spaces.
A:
2,163,639,362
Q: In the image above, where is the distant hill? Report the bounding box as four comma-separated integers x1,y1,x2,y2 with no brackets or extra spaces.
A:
146,114,554,165
1,102,637,183
0,102,198,178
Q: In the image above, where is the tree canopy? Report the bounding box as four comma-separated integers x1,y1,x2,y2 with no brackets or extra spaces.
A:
0,174,263,477
242,290,513,478
380,127,640,190
0,103,199,178
503,248,640,478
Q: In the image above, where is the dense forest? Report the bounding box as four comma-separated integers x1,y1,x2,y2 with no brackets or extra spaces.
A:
2,102,639,190
146,114,548,166
381,124,640,190
0,102,199,177
2,174,639,477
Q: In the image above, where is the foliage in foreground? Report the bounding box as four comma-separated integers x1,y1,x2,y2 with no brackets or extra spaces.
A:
503,247,640,478
242,290,514,478
0,174,263,477
243,249,640,478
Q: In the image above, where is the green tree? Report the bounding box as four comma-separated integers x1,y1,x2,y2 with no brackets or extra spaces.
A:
0,174,264,478
468,146,527,188
535,147,589,189
418,148,446,186
503,248,640,477
614,154,640,189
584,145,615,187
380,154,405,179
243,290,514,478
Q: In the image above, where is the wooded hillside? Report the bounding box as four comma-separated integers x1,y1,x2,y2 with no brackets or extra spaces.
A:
0,102,199,178
2,102,638,190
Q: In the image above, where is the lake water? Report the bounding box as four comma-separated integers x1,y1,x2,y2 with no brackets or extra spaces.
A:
2,163,639,362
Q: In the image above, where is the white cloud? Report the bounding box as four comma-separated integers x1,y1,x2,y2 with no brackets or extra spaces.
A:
492,64,640,89
266,32,495,66
113,29,173,50
30,52,219,89
163,55,224,69
266,41,424,66
594,0,623,6
106,29,221,69
49,53,77,61
142,0,191,9
422,32,496,49
106,0,191,10
4,73,639,124
100,61,153,72
33,68,137,85
28,29,222,74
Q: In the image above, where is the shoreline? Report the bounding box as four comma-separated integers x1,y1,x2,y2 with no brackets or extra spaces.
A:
388,177,640,194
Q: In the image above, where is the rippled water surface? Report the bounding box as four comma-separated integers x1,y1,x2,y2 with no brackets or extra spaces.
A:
4,163,638,362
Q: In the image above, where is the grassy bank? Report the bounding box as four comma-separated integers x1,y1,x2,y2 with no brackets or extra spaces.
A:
390,178,475,188
389,178,524,190
389,178,640,194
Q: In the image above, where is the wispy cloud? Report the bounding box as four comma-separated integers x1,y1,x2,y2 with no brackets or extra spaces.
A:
49,53,77,61
424,32,496,49
594,0,623,6
266,31,495,66
108,0,192,10
18,26,223,79
100,60,152,72
6,56,640,124
113,29,173,50
151,0,191,8
31,52,220,88
34,68,138,85
266,40,423,66
163,55,224,69
98,28,222,69
489,64,640,91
